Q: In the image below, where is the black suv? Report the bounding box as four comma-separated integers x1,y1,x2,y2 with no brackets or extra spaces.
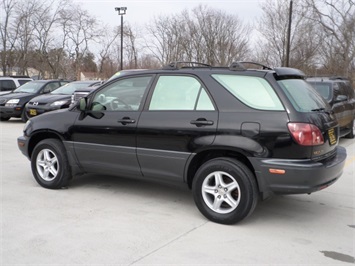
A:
17,62,347,224
0,80,70,122
307,77,355,138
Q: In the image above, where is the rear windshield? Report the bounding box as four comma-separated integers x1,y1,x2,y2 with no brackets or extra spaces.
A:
308,82,332,101
277,79,328,112
18,79,32,86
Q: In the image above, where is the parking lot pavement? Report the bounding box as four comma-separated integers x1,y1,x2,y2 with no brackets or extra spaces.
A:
1,119,354,265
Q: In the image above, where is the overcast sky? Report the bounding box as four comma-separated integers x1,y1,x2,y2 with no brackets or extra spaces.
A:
74,0,265,27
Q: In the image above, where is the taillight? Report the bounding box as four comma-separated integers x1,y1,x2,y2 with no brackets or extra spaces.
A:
288,123,324,146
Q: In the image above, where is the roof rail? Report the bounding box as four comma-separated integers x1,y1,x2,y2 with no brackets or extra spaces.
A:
9,75,31,78
162,61,212,70
306,75,349,81
236,61,272,70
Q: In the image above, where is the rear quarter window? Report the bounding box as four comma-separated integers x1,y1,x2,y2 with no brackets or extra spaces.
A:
212,74,284,111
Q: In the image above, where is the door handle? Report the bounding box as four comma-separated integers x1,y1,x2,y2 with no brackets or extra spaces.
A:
118,117,136,125
190,118,214,127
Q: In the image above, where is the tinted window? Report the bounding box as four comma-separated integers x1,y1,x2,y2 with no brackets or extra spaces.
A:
308,82,332,101
43,82,61,93
149,76,214,111
212,74,284,111
18,79,31,86
91,76,152,111
0,80,16,91
278,79,328,112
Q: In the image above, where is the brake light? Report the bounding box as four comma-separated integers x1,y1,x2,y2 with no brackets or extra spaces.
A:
288,123,324,146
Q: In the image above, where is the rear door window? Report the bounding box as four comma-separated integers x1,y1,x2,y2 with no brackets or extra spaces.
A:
149,75,215,111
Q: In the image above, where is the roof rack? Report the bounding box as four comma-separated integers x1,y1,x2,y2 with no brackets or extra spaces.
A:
162,61,212,70
230,61,272,70
306,75,349,81
9,75,31,78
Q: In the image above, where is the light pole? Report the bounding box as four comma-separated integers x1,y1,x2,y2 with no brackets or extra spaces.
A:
114,7,127,70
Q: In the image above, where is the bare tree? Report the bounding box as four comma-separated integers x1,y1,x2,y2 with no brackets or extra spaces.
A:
145,5,250,66
124,23,140,69
96,25,120,77
303,0,355,77
0,0,16,75
256,0,321,70
61,5,99,80
191,5,250,65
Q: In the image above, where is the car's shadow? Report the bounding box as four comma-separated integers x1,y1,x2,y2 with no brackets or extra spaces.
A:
69,173,193,205
67,173,339,226
0,118,24,123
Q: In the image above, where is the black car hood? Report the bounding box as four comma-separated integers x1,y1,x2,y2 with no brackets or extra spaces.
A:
29,94,71,104
0,92,34,100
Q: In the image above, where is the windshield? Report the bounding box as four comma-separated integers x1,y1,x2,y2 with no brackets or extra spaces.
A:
13,81,43,93
277,79,328,112
51,82,94,95
308,82,332,101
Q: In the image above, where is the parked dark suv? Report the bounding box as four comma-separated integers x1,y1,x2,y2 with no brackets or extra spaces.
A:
307,77,355,138
17,62,347,224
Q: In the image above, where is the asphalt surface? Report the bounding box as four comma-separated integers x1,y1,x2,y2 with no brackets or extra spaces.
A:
1,118,354,265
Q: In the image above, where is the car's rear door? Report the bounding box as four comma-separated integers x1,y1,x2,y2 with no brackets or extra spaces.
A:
136,74,218,182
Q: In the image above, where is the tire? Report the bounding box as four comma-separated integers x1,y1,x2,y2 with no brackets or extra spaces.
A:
345,120,354,139
31,139,71,189
21,108,28,122
0,116,10,121
192,158,258,225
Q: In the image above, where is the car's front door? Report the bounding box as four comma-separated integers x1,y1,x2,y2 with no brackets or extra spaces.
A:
71,75,154,177
137,75,218,182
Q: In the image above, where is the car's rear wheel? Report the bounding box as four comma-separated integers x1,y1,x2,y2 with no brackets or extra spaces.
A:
192,158,258,224
31,139,71,189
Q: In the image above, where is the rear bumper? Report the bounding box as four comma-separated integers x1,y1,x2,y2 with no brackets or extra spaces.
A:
249,146,347,195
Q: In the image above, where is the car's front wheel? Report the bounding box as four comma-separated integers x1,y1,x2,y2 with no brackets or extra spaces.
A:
21,108,28,122
31,139,71,189
192,158,258,224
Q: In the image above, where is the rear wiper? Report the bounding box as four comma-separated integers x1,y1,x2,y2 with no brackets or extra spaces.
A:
311,108,325,112
311,108,332,115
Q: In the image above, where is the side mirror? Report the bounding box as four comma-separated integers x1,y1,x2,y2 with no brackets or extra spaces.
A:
334,95,348,103
79,97,87,111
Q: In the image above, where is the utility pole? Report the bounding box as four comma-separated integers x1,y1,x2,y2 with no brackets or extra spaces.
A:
285,0,293,67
